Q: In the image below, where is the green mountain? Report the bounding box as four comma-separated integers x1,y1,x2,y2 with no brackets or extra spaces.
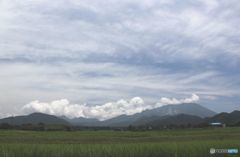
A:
0,113,69,125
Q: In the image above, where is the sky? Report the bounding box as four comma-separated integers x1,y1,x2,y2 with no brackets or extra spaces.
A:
0,0,240,119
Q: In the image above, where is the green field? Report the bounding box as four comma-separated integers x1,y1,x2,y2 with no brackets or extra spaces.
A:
0,128,240,157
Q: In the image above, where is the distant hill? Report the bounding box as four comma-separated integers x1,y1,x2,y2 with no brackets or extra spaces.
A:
206,110,240,125
0,113,69,125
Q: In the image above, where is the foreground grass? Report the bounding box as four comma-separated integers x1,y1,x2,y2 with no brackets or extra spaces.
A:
0,127,240,157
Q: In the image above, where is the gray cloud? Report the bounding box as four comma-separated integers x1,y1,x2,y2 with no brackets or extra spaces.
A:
1,0,239,61
0,0,239,116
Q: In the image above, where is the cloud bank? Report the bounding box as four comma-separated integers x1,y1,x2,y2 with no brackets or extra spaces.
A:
22,94,200,120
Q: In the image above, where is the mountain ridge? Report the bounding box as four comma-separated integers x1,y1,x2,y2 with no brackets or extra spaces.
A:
4,103,239,127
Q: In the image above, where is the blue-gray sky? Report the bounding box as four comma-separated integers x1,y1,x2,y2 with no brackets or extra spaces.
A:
0,0,240,118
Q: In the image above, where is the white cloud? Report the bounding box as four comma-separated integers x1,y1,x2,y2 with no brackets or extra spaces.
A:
22,94,200,120
158,93,200,105
22,97,147,120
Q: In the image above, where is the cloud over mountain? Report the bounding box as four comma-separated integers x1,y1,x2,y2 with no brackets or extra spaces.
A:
22,94,200,120
22,97,146,120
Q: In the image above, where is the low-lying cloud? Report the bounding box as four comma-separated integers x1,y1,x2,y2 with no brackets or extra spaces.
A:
22,94,200,120
159,94,200,105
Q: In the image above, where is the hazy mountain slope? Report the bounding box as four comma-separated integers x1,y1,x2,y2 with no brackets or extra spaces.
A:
140,103,215,118
99,103,215,127
142,114,204,127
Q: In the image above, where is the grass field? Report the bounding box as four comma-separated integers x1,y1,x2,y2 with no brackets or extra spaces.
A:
0,127,240,157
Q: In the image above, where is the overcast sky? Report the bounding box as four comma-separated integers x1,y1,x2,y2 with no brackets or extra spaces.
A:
0,0,240,118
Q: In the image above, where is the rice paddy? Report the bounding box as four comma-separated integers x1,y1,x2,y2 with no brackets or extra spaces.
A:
0,127,239,157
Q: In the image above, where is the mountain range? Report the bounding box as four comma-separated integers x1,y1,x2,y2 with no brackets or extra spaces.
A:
1,103,240,127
